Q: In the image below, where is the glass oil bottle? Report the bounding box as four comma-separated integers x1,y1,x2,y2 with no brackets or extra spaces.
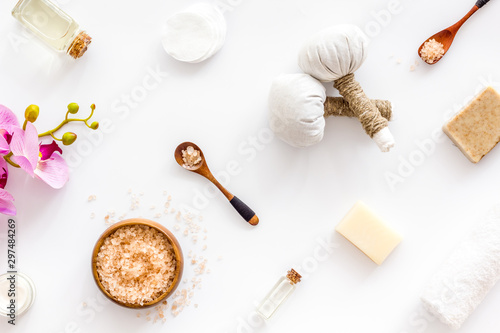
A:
12,0,91,59
256,269,301,319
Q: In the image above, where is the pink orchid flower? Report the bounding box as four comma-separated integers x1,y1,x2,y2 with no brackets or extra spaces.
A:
0,105,20,155
10,122,69,189
0,130,11,155
0,105,20,215
0,158,15,215
0,105,20,129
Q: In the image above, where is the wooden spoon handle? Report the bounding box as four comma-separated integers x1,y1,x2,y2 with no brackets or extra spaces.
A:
475,0,490,8
230,196,259,226
203,172,259,226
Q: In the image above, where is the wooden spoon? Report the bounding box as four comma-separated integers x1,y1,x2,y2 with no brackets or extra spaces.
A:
174,142,259,226
418,0,491,64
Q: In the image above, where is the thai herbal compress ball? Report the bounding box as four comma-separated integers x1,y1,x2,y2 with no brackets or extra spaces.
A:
298,25,395,152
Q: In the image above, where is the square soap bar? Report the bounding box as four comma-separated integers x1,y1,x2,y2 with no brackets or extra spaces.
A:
443,87,500,163
335,201,402,265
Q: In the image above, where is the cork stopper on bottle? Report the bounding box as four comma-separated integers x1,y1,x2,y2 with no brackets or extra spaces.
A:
286,269,301,285
67,31,92,59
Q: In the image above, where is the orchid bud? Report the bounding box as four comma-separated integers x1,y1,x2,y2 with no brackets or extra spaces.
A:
67,103,79,114
90,121,99,130
25,105,39,123
62,132,77,145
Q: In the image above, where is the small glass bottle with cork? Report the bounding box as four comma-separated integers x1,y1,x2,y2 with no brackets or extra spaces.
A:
256,268,301,319
12,0,92,59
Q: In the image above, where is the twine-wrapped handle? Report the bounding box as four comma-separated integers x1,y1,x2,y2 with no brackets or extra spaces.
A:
334,74,387,137
334,73,395,152
324,97,392,120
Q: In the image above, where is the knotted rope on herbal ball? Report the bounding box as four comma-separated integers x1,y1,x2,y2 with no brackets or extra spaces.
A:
269,74,391,148
298,24,395,152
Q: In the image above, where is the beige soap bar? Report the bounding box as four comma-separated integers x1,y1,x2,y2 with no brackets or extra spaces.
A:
443,87,500,163
335,201,402,265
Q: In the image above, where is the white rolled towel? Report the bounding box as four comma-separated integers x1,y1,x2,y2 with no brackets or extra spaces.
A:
421,205,500,329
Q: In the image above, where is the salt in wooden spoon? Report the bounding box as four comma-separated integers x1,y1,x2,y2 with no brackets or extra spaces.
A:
418,0,491,64
174,142,259,226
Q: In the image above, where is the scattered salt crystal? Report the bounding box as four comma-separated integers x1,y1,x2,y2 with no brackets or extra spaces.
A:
105,190,210,322
420,38,445,64
182,146,202,167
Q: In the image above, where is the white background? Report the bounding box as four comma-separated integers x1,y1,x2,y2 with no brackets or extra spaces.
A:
1,0,500,332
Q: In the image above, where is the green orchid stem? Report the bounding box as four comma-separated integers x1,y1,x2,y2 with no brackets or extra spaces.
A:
22,119,28,131
50,133,62,141
38,104,96,138
3,153,20,168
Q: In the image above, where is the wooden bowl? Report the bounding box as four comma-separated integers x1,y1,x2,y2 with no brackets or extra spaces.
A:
91,218,184,308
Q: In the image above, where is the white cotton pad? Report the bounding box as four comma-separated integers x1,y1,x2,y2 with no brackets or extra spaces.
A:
190,5,226,62
162,3,226,63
